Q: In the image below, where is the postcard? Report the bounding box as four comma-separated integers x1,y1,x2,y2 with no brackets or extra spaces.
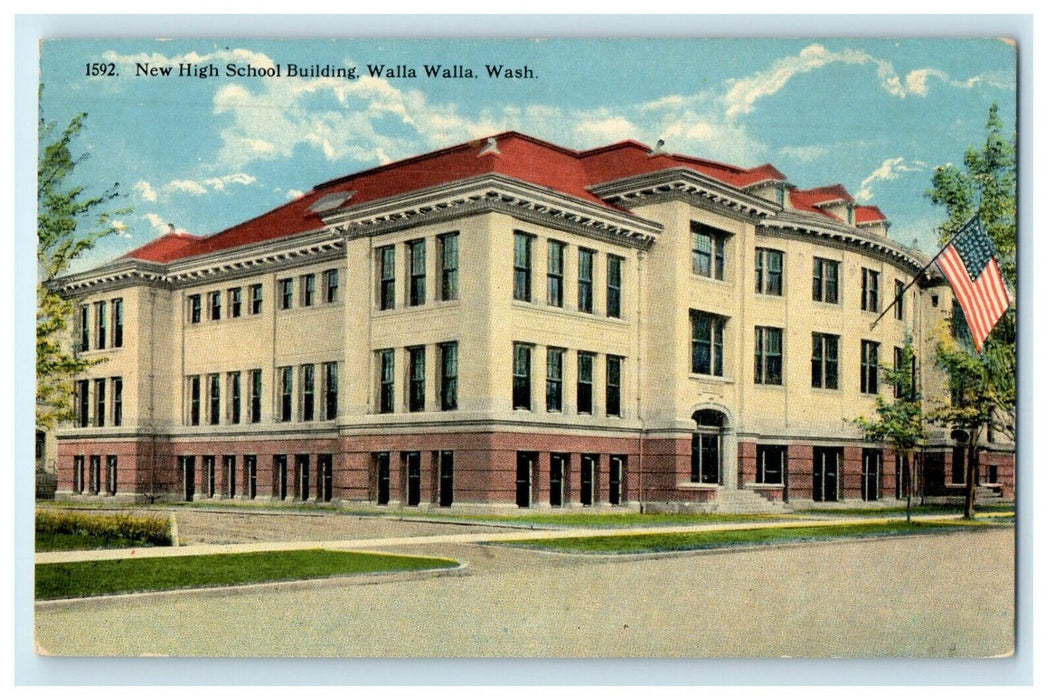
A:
31,33,1019,664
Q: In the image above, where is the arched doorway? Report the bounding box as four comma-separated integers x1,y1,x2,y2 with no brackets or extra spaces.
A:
691,409,725,485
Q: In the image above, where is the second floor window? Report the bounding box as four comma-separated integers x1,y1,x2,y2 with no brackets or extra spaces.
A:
378,349,395,414
111,298,123,347
755,248,783,296
607,255,622,319
94,301,107,349
547,240,565,307
324,269,340,303
577,352,594,414
228,371,241,425
861,340,880,394
228,288,242,318
691,222,726,280
188,375,201,426
209,291,221,321
79,305,89,351
606,355,622,417
439,233,459,301
208,373,221,425
440,342,458,411
379,245,396,310
861,268,880,312
188,295,202,324
76,379,89,427
250,284,263,315
811,333,840,389
278,366,293,422
546,347,563,412
301,364,315,421
301,274,315,307
812,258,840,304
249,369,262,423
94,378,106,427
407,239,426,307
323,362,338,420
894,280,905,320
512,343,532,409
111,377,123,426
754,326,783,385
691,310,725,376
408,346,425,412
578,249,594,313
278,278,293,310
514,232,532,302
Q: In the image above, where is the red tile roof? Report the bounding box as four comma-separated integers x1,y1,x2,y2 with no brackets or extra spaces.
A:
855,205,887,225
121,132,859,264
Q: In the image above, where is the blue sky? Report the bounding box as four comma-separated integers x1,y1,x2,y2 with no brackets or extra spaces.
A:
39,37,1017,273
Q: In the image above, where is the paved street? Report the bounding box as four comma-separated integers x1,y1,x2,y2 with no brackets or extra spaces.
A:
35,524,1015,658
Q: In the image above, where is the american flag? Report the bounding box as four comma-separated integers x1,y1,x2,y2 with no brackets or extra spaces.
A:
935,216,1011,352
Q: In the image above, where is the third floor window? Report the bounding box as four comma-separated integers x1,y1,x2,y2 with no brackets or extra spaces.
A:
691,222,726,280
407,239,426,307
812,258,840,304
755,248,783,296
514,232,532,302
861,268,880,312
438,233,459,301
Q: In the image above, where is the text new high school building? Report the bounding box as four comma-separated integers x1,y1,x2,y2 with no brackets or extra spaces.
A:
51,132,1015,510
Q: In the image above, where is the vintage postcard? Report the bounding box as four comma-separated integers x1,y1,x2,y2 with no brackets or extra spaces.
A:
31,32,1020,664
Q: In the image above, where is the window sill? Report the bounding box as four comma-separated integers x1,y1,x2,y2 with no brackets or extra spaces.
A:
677,482,721,489
511,299,628,325
689,374,733,385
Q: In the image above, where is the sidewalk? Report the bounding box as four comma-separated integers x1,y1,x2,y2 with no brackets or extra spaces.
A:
34,511,1012,565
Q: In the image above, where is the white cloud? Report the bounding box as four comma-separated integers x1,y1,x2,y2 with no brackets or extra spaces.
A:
164,173,256,196
142,213,171,233
166,179,208,196
778,145,828,163
112,220,132,238
856,157,927,201
134,180,157,202
574,116,637,143
286,189,305,200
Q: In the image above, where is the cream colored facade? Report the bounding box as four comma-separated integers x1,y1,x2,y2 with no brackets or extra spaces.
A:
51,133,1014,509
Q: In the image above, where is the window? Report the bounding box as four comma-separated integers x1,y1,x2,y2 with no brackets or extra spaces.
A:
228,371,241,424
73,456,85,494
811,333,840,389
188,375,201,426
691,410,723,484
514,232,532,302
301,273,315,307
894,280,905,321
278,278,293,310
94,301,107,349
323,362,338,420
861,268,880,312
111,377,123,426
208,373,221,425
690,311,725,376
439,342,458,411
324,268,340,303
691,221,726,280
547,240,565,307
577,352,594,415
111,298,123,347
78,305,90,351
607,255,623,318
606,355,622,417
278,366,293,422
76,380,89,427
89,456,101,495
379,245,396,310
893,346,905,399
188,294,202,323
223,455,237,498
578,249,594,313
512,343,532,410
244,455,258,499
546,347,563,412
756,445,785,485
378,350,395,413
407,346,425,412
106,455,118,496
755,248,783,296
94,378,106,427
860,340,880,394
407,239,426,307
203,455,216,499
249,369,262,423
208,291,221,321
301,364,315,421
438,233,459,301
754,327,783,385
228,287,242,318
812,258,840,303
249,284,263,315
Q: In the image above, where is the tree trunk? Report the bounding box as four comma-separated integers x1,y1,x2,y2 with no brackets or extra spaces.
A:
963,432,980,520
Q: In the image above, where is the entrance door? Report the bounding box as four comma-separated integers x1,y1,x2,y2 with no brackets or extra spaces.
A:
812,448,840,502
438,451,454,507
516,452,535,508
180,456,196,501
376,452,390,505
405,452,421,507
296,454,310,501
549,453,567,507
318,454,333,503
581,454,597,506
862,449,881,501
609,455,624,506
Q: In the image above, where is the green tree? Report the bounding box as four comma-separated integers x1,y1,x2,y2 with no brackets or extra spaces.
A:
37,108,129,428
854,336,925,522
925,102,1016,519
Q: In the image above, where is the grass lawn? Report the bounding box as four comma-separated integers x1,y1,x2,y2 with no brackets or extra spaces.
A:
36,550,459,601
37,531,165,552
503,519,1007,555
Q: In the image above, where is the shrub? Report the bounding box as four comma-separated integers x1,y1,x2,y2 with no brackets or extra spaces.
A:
36,510,172,548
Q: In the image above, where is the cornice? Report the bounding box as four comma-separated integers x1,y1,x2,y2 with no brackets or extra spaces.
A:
325,173,663,249
588,168,782,221
759,211,929,273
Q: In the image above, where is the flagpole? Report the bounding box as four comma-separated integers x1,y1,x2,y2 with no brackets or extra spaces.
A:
869,216,977,330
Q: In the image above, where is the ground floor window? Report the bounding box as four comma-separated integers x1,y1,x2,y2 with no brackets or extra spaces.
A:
244,455,257,499
862,448,881,501
581,454,598,506
549,453,567,507
273,455,288,500
179,456,195,501
73,456,85,494
202,455,216,499
318,454,333,503
404,452,421,507
756,445,785,484
375,452,390,505
516,451,536,508
89,455,101,495
952,447,966,484
106,455,118,496
223,455,236,498
812,447,841,502
438,450,454,507
895,452,911,500
296,454,310,501
609,455,626,506
691,410,724,484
